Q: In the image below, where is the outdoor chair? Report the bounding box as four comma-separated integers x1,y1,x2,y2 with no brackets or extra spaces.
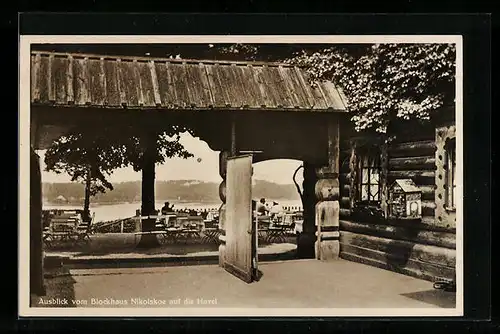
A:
76,212,95,242
43,226,53,248
256,214,272,242
281,213,296,235
47,218,79,247
201,220,220,244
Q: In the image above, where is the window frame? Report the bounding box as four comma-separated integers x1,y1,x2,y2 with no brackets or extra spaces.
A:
356,148,382,206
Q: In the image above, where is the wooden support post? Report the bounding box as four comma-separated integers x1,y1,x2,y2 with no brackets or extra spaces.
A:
230,115,237,156
30,146,45,296
380,141,389,218
218,151,230,267
296,161,317,259
315,117,340,260
136,130,160,248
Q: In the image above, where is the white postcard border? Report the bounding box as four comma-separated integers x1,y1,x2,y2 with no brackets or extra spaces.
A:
19,34,464,317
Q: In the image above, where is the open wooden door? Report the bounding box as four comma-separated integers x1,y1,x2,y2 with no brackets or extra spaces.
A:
224,154,257,283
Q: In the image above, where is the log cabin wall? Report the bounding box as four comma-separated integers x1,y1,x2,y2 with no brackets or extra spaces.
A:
338,109,456,283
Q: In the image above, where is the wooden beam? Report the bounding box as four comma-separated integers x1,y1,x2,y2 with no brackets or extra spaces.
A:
387,170,435,185
389,156,437,170
388,140,436,158
230,115,237,156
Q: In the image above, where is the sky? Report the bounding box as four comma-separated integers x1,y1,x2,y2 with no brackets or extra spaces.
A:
38,132,304,186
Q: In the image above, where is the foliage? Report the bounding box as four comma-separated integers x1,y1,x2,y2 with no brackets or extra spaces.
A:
287,43,456,133
117,125,195,172
44,124,196,197
213,43,260,60
198,42,456,134
44,127,128,196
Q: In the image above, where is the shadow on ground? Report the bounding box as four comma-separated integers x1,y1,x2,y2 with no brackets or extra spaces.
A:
400,289,456,308
44,233,297,258
31,267,77,308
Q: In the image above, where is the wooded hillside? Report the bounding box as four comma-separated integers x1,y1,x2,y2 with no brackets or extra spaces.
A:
42,179,301,204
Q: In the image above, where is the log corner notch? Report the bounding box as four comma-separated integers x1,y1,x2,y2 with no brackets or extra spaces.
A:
314,116,340,260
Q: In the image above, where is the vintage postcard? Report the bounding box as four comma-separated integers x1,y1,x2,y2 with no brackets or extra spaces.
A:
19,35,463,317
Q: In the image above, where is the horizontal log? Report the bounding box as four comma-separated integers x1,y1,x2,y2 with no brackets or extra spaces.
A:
340,197,350,208
388,140,436,158
340,231,456,266
339,208,351,219
422,200,436,217
341,184,350,197
421,215,457,231
420,185,435,201
340,244,456,282
390,129,435,143
339,220,456,249
387,170,435,185
389,156,436,171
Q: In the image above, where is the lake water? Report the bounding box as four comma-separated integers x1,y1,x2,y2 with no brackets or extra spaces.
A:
43,200,303,223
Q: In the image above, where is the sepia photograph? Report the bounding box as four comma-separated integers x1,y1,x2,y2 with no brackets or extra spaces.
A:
19,35,463,317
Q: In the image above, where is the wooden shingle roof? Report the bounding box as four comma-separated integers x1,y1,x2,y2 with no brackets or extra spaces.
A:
30,51,347,112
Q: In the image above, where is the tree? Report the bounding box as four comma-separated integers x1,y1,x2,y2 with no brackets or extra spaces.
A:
286,43,456,134
44,126,128,221
44,123,196,248
202,42,456,134
117,124,195,248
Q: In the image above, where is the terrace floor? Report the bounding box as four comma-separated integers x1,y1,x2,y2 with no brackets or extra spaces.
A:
31,258,457,313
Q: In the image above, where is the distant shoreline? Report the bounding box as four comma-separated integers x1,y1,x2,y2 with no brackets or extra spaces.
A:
43,200,224,207
43,197,301,207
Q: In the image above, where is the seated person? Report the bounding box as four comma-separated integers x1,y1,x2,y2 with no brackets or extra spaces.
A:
255,198,270,216
161,202,175,215
206,211,216,222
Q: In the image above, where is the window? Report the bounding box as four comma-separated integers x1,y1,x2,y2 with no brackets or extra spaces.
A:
445,138,456,209
357,151,381,205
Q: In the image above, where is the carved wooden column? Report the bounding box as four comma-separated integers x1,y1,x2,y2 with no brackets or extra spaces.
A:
315,117,340,260
218,150,230,267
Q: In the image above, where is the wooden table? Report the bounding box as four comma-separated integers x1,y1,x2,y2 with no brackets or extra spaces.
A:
266,224,289,243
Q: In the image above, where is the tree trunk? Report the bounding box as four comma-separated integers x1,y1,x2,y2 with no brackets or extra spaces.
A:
82,165,91,222
136,132,160,248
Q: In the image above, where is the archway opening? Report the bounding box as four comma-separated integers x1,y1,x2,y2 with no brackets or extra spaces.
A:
251,158,306,259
